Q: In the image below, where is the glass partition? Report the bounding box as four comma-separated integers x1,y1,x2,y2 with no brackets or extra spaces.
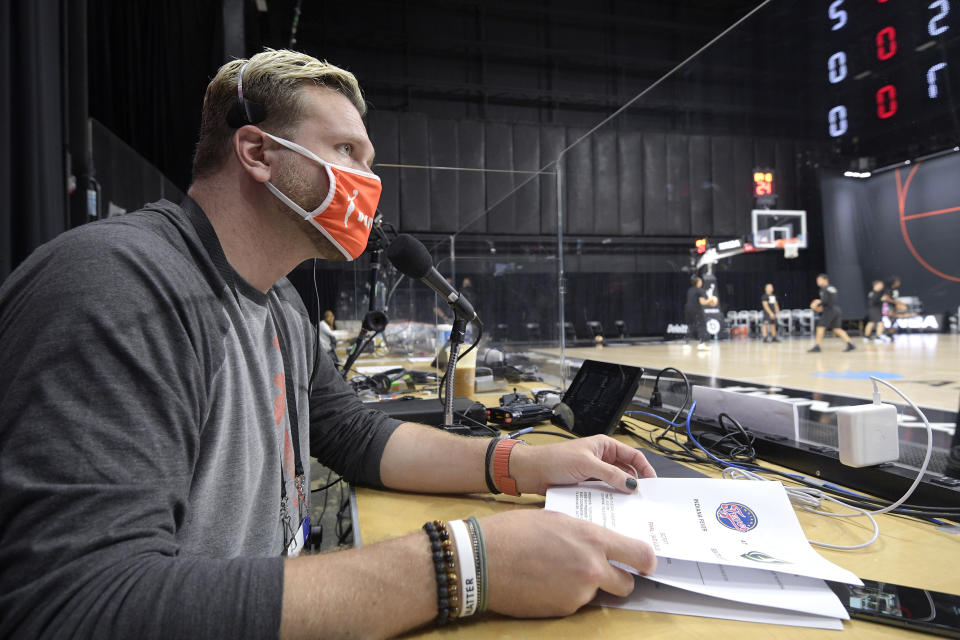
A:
327,0,958,489
334,0,959,378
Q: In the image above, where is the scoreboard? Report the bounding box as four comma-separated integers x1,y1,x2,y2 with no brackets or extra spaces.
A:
823,0,959,163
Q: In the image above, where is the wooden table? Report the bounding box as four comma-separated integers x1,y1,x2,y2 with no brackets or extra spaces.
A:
354,422,960,639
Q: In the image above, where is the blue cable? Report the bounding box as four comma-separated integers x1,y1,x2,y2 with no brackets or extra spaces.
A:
624,409,682,427
629,403,751,471
507,426,535,438
680,401,751,472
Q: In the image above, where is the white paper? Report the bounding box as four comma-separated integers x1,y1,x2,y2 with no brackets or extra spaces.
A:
545,478,861,585
594,577,845,631
645,556,849,620
355,365,402,375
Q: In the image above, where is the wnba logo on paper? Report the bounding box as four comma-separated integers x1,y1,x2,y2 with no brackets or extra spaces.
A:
716,502,758,532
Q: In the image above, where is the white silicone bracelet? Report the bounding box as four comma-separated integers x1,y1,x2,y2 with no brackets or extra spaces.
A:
448,519,478,617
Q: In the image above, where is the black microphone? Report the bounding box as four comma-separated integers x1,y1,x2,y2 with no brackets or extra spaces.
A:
551,402,575,432
386,234,477,322
361,310,388,333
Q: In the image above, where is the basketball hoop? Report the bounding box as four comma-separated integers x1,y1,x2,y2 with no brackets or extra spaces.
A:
784,244,799,259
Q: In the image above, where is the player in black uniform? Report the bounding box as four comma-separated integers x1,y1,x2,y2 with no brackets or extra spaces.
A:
808,273,855,352
882,275,904,341
863,280,887,342
685,275,717,351
760,283,780,343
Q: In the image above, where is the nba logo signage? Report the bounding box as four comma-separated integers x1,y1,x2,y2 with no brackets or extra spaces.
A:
716,502,758,532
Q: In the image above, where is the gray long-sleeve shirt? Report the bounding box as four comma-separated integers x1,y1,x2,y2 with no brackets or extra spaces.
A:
0,198,401,639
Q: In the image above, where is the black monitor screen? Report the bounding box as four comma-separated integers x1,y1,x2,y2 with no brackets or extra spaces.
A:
561,360,644,437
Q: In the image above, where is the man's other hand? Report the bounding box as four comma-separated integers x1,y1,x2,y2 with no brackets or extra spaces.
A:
482,509,656,617
509,434,656,495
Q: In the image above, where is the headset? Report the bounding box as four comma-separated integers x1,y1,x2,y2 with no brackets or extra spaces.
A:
225,63,267,128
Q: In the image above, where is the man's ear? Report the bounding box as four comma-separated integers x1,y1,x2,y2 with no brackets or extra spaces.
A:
233,126,272,184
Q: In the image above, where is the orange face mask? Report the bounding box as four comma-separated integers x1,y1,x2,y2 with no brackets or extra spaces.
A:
263,131,381,260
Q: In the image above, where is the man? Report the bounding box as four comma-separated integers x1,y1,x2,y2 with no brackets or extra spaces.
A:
432,277,454,323
760,283,780,343
0,50,656,639
808,273,855,352
863,280,887,342
317,309,341,361
882,275,905,341
684,275,717,351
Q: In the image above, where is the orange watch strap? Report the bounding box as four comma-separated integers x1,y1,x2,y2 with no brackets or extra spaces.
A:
493,439,522,496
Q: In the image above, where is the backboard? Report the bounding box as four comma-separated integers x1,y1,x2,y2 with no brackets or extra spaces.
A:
751,209,807,250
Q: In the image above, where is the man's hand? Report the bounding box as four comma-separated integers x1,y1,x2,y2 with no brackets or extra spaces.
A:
508,434,656,495
810,299,822,312
482,509,656,617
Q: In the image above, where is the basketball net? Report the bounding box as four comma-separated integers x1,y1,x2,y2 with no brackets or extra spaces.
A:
784,245,799,259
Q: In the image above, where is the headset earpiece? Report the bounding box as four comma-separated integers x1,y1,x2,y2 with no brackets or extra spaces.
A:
226,61,267,128
226,100,267,127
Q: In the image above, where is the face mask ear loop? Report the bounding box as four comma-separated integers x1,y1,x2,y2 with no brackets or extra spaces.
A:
262,132,338,214
237,62,255,125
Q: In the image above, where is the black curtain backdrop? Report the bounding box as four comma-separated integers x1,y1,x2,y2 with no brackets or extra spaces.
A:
0,0,67,283
821,153,960,320
87,1,226,192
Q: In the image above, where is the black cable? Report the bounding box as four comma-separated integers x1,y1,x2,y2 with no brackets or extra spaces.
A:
651,367,692,426
458,318,483,360
311,468,337,550
620,420,707,465
701,412,757,464
384,274,406,313
519,430,577,440
311,475,342,493
452,408,500,436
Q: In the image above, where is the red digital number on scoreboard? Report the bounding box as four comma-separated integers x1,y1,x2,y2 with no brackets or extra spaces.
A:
877,84,898,119
753,171,774,197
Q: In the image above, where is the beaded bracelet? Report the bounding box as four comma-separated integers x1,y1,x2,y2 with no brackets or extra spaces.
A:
466,516,489,613
422,520,459,624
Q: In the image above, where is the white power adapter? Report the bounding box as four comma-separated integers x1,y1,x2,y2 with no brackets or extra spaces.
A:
835,403,900,467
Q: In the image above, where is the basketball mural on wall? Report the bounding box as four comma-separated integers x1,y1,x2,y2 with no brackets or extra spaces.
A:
895,163,960,283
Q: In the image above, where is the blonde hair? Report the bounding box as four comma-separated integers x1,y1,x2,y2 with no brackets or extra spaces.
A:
192,49,365,180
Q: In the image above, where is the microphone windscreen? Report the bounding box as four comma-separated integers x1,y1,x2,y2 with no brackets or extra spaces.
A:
385,234,433,279
362,310,388,332
551,402,575,432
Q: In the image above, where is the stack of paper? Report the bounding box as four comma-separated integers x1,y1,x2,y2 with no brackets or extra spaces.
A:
544,478,861,630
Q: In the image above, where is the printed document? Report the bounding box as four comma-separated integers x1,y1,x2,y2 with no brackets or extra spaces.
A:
594,577,845,630
545,478,860,628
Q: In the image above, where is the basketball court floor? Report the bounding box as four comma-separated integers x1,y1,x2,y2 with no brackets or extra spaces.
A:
553,333,960,412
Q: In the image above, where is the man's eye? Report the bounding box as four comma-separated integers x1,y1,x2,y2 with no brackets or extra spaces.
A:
338,144,353,156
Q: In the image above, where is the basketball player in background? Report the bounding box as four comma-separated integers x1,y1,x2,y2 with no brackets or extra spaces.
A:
760,283,780,343
882,275,905,341
808,273,855,352
863,280,888,342
685,275,718,351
